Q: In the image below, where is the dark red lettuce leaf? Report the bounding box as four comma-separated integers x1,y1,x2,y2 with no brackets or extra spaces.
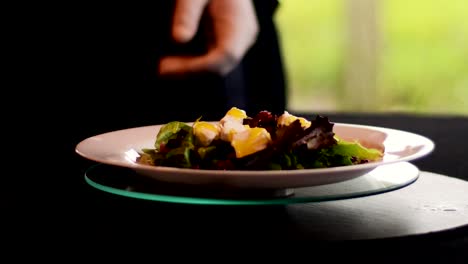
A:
293,115,337,150
239,120,304,170
243,110,278,139
240,115,338,170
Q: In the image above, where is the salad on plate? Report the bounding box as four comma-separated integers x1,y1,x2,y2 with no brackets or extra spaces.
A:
137,107,384,171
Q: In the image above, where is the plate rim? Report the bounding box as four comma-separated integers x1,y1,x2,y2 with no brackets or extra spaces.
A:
75,122,435,176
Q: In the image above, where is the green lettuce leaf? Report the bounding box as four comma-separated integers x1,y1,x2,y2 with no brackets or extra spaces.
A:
326,139,383,163
155,121,192,150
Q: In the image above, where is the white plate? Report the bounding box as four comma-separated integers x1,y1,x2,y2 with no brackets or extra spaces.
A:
75,123,434,189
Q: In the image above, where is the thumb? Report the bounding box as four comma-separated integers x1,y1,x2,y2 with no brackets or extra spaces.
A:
172,0,210,43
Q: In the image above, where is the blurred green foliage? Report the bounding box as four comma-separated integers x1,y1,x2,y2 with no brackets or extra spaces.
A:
275,0,468,115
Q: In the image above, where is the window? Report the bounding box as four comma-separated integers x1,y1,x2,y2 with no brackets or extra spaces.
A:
275,0,468,115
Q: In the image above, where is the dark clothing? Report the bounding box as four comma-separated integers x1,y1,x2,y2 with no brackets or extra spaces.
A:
24,1,287,205
66,0,286,138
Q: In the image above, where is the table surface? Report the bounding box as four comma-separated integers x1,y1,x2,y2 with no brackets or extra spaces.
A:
6,112,468,261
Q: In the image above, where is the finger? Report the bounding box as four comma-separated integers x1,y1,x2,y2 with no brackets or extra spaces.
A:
172,0,210,43
208,0,259,62
158,55,216,76
158,50,235,76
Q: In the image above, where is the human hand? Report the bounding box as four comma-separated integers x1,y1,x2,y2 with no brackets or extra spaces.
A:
158,0,259,76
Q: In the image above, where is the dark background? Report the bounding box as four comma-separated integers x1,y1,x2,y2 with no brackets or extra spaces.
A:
6,2,467,261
